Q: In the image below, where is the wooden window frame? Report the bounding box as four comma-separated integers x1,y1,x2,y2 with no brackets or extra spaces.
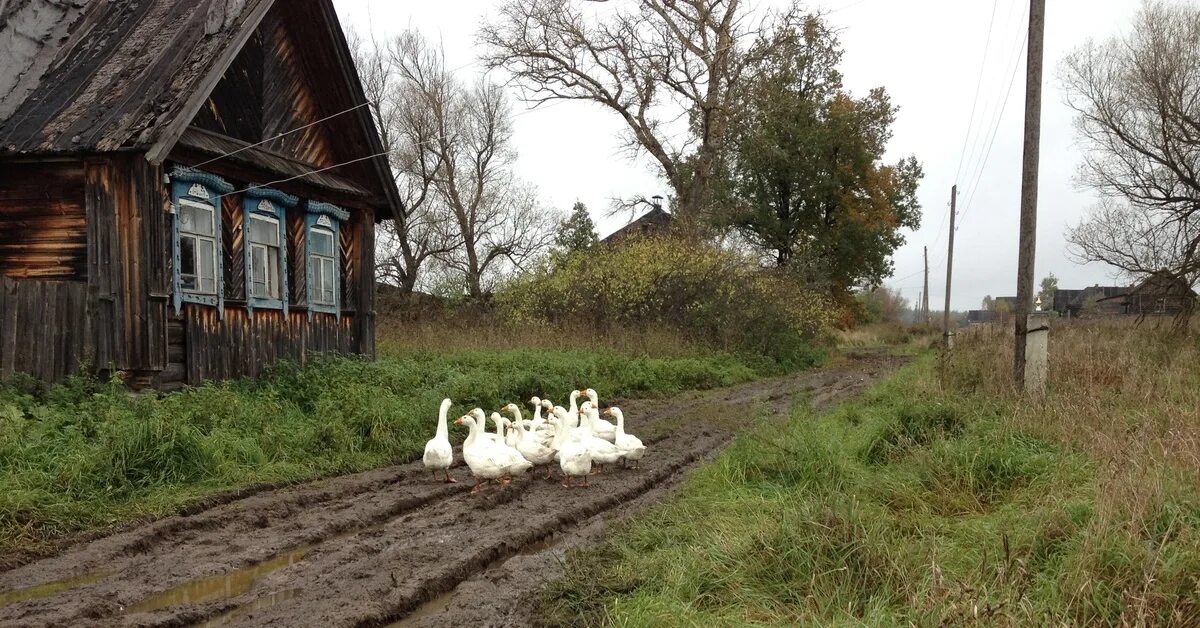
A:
242,192,295,313
169,169,233,314
303,201,349,319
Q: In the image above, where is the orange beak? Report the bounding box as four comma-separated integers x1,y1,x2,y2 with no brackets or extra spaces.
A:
454,416,464,425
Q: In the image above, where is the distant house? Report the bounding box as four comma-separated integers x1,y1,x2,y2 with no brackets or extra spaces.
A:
966,310,999,325
1115,272,1196,316
0,0,401,388
1049,286,1128,318
602,206,673,244
993,296,1020,313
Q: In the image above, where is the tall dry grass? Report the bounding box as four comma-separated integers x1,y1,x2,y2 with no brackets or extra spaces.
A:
946,320,1200,514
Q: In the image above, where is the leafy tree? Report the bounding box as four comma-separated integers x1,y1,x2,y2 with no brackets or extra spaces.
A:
717,16,923,293
982,295,995,311
554,202,599,255
1037,273,1058,310
856,287,910,324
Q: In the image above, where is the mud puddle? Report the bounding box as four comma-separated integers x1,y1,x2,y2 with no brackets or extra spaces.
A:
0,354,904,628
0,570,113,607
128,547,308,614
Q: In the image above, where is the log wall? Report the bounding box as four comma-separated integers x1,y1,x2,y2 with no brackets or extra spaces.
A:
0,162,87,280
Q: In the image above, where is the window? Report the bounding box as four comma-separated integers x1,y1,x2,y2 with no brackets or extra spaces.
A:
304,202,349,317
242,191,295,311
309,225,337,306
178,199,218,295
169,168,233,313
248,212,282,300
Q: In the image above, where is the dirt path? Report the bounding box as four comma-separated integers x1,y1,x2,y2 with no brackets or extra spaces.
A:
0,354,903,628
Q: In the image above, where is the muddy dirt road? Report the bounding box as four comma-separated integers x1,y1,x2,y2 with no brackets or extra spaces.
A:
0,354,902,627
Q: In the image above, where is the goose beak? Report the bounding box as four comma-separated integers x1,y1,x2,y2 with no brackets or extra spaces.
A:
454,416,464,425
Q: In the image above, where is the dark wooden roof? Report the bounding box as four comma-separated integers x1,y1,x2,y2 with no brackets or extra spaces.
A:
602,206,673,243
0,0,272,154
0,0,401,218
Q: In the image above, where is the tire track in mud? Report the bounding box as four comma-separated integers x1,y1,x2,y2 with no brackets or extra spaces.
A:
0,354,903,628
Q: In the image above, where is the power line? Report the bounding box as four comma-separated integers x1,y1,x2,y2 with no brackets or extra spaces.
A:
193,103,371,169
956,0,1022,193
954,0,1001,186
958,15,1029,228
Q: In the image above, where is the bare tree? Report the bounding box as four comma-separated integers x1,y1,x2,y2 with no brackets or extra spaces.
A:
480,0,805,224
1061,1,1200,298
390,30,557,299
349,29,457,294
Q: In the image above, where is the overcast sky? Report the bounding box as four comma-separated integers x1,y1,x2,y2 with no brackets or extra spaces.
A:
335,0,1144,311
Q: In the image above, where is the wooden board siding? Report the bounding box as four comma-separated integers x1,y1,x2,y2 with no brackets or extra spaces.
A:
0,276,91,381
176,306,357,385
287,207,307,305
0,162,87,280
222,194,247,302
85,156,169,373
260,11,337,168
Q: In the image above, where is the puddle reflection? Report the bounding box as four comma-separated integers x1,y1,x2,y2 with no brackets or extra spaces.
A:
128,548,308,614
0,571,113,607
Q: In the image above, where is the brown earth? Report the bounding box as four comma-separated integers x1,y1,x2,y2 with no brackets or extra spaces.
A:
0,354,903,628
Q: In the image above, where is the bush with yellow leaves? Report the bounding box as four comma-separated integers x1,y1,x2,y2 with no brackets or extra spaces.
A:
496,234,833,369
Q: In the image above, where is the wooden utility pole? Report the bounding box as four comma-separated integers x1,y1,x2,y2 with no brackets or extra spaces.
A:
942,186,957,348
1014,0,1046,384
923,246,931,326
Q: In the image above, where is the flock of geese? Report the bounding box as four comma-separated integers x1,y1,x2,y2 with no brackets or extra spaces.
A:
422,388,647,492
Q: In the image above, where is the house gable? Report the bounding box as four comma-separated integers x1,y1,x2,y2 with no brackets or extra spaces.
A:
190,8,340,170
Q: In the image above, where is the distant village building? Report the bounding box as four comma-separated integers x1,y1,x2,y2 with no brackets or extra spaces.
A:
602,203,673,244
0,0,402,388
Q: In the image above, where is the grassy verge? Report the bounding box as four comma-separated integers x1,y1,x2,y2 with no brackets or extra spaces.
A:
0,339,812,557
540,321,1200,625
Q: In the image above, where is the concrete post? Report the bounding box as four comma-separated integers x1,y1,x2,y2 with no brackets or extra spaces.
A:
1024,313,1050,397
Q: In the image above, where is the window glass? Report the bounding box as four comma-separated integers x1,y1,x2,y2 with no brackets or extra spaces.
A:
250,215,279,246
178,199,218,295
308,225,338,307
311,230,334,257
248,213,282,301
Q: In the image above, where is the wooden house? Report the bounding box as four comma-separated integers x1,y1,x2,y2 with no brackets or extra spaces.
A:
1116,272,1196,317
0,0,401,389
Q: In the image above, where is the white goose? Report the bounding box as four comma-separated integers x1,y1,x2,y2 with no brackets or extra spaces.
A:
566,389,584,429
422,399,456,483
506,404,558,480
607,407,646,468
469,408,502,443
580,400,617,443
510,402,553,447
584,388,619,442
455,414,532,493
552,410,592,488
569,404,623,474
497,412,521,449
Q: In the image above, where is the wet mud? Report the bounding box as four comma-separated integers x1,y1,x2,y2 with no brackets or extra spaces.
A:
0,354,902,627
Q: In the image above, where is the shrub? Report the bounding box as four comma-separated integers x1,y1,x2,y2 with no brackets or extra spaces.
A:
495,234,831,368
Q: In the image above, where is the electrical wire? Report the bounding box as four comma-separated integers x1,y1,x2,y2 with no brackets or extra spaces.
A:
954,0,1001,186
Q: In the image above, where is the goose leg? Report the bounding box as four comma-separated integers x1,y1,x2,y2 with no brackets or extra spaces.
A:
544,466,555,481
563,475,573,489
443,469,457,483
471,478,485,494
581,474,590,488
431,470,438,482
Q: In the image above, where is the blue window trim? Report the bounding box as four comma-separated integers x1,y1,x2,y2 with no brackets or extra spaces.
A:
169,168,232,316
243,188,297,314
304,201,345,320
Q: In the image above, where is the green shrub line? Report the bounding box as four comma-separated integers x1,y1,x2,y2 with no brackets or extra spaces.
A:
0,347,807,556
539,354,1200,626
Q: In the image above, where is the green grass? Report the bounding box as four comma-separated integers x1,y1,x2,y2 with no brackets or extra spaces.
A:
539,353,1200,626
0,346,796,558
